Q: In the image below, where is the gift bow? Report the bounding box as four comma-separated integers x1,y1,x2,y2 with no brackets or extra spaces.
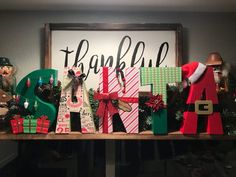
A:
38,115,48,120
94,92,119,118
68,69,86,103
37,115,50,133
23,115,36,133
145,94,166,112
12,115,22,120
24,115,35,119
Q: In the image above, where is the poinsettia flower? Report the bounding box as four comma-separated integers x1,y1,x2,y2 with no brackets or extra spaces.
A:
145,94,166,112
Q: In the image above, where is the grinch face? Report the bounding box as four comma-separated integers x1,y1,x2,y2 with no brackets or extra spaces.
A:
0,65,14,77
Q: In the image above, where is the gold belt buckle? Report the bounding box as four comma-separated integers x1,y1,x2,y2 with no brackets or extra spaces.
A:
195,100,213,115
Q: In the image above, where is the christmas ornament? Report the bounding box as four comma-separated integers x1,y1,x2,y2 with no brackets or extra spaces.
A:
34,101,38,110
15,94,20,104
38,77,43,86
49,74,54,85
24,99,29,109
26,78,31,88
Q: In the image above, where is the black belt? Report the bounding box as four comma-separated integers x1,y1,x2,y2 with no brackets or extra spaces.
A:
184,103,220,112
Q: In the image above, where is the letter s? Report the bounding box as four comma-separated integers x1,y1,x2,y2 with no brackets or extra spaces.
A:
16,69,58,127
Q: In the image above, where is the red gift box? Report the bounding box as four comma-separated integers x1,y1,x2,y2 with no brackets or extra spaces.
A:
36,115,50,134
10,115,24,134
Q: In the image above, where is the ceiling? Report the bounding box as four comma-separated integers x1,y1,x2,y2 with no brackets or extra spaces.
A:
1,0,236,12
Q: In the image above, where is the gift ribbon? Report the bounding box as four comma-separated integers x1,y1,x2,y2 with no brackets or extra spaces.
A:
38,115,49,133
24,115,35,133
95,67,121,133
68,69,86,103
13,115,21,120
12,115,23,133
119,97,139,103
94,92,119,133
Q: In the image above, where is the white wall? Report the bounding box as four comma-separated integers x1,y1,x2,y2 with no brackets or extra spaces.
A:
0,10,236,166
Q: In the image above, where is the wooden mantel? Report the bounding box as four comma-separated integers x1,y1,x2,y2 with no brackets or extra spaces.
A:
0,131,234,140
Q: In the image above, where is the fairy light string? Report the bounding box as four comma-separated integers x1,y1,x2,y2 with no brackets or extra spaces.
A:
17,74,58,111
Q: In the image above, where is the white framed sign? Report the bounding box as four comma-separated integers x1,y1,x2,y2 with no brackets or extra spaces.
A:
44,23,183,89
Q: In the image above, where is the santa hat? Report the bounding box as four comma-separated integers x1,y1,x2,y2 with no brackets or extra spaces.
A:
182,62,206,85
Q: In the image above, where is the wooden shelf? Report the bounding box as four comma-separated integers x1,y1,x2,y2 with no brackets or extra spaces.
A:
0,131,235,140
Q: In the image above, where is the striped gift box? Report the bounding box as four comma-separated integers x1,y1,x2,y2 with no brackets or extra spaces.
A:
118,67,139,133
98,67,139,133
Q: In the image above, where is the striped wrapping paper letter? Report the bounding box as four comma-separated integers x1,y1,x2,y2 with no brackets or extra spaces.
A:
98,67,139,133
140,67,182,134
118,67,139,133
98,67,120,133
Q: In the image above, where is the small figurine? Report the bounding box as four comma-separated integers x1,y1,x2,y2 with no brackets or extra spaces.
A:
205,52,233,93
0,57,16,95
0,57,16,127
205,52,236,110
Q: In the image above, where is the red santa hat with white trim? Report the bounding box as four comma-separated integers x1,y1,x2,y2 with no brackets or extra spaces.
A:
182,62,207,87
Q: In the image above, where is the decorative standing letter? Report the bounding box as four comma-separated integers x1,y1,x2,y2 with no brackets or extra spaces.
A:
118,67,139,133
16,69,58,126
96,67,139,133
180,66,223,135
55,67,95,134
140,67,182,134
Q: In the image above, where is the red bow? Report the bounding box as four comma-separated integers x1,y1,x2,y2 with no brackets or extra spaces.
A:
39,115,48,120
13,115,22,120
94,92,118,133
145,94,166,112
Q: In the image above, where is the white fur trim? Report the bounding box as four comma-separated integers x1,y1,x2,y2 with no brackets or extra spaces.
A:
222,62,230,77
188,63,206,84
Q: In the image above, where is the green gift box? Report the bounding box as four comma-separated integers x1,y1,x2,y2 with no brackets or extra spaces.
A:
23,115,37,134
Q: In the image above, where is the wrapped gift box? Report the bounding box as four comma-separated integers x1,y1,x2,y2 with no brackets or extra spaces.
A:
96,67,139,133
36,115,50,134
10,115,24,134
23,115,37,134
